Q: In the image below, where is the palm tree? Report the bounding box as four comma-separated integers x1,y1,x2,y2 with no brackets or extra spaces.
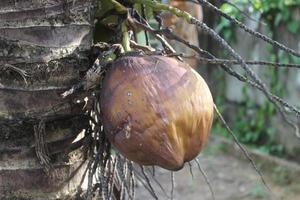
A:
2,1,300,199
0,1,95,199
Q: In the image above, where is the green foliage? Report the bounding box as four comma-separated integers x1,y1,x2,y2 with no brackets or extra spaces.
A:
230,83,285,156
255,0,300,34
213,0,300,156
212,68,285,156
250,183,267,199
216,0,300,42
272,166,291,185
215,0,246,43
96,0,127,18
94,0,129,43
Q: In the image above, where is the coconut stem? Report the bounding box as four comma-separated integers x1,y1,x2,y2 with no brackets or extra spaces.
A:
122,22,131,52
129,0,193,23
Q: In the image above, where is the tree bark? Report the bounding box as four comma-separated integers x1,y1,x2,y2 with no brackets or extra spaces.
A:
0,0,95,199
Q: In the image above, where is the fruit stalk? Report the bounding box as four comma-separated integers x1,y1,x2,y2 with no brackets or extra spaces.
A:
129,0,193,23
122,22,131,52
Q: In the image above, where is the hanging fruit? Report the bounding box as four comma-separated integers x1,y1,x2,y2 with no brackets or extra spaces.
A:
100,55,213,171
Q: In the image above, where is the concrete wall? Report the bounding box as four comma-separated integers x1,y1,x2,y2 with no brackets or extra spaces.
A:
223,8,300,155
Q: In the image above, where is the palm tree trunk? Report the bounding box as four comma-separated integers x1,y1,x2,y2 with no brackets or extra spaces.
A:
0,0,95,199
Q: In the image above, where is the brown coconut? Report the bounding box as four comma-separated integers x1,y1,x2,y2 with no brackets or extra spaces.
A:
100,55,213,170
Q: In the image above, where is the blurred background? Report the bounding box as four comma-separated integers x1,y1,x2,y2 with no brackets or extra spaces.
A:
137,0,300,199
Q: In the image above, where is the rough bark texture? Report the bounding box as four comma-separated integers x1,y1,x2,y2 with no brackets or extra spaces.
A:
0,0,95,199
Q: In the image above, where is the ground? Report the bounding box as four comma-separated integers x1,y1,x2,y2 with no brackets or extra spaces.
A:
135,137,300,200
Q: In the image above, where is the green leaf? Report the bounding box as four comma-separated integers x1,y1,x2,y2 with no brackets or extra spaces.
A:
96,0,127,19
287,20,300,33
145,5,154,19
274,14,283,26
